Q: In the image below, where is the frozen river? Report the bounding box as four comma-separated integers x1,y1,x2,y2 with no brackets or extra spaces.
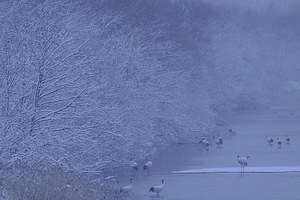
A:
115,92,300,200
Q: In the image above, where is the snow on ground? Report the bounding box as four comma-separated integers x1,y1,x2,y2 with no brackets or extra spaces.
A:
172,166,300,174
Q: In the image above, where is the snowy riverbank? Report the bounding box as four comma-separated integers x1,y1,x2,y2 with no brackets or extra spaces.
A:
173,166,300,174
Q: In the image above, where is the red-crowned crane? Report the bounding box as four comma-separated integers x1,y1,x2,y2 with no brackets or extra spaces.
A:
130,158,138,175
286,134,290,144
120,178,133,193
143,161,153,175
277,138,282,148
266,136,274,144
213,135,223,148
149,179,165,196
229,129,236,136
237,155,250,173
199,137,207,144
199,137,212,149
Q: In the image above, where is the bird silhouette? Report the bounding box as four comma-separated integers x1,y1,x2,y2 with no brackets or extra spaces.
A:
266,136,274,144
277,138,282,148
149,179,165,196
199,137,212,149
237,155,250,173
229,129,236,136
143,161,153,175
286,134,290,144
120,178,133,193
130,158,138,175
213,135,223,147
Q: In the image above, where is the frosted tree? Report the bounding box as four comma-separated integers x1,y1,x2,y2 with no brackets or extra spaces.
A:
0,0,124,172
0,0,188,173
206,20,270,110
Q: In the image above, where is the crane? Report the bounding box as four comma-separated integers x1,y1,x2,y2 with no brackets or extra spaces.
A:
237,155,250,173
120,178,133,193
213,135,223,147
130,158,138,175
143,161,153,175
286,134,290,144
277,138,282,148
266,136,274,144
149,179,165,196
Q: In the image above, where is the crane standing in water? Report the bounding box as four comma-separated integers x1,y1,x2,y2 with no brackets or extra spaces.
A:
286,134,290,144
237,155,250,173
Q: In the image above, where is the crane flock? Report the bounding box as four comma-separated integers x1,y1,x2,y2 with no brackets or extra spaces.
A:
109,130,292,197
197,130,292,174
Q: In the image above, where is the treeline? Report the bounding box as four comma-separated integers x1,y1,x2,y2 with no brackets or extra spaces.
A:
0,0,300,181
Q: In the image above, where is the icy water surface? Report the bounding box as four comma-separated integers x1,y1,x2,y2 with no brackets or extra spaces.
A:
116,92,300,200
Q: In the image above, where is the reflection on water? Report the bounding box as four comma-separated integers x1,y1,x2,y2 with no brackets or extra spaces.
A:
116,92,300,200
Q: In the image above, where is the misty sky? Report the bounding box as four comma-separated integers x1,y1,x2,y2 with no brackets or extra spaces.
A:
200,0,300,13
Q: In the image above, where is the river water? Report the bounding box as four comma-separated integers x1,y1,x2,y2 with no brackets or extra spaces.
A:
114,91,300,200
